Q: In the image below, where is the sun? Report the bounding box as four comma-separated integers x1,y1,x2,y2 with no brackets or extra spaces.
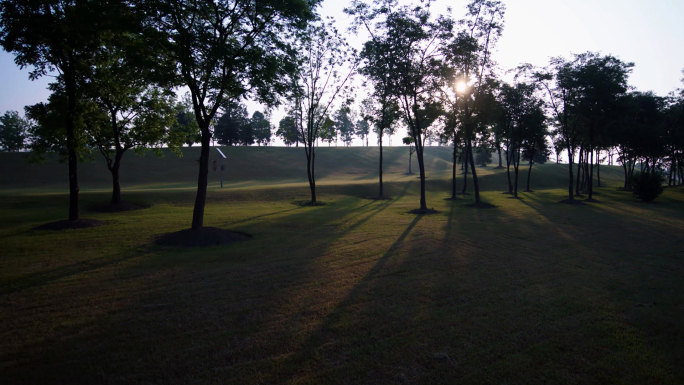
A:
456,81,467,94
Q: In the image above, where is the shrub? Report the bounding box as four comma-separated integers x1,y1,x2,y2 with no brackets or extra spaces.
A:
631,171,665,202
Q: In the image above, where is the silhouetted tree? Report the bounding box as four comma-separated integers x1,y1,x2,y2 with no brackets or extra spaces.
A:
1,0,116,220
288,20,356,204
0,111,28,151
276,116,300,147
144,0,318,229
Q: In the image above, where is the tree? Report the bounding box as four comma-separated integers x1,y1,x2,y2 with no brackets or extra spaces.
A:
334,107,355,147
288,20,356,204
475,146,492,166
0,111,28,151
170,95,201,147
145,0,318,229
1,0,115,221
403,135,416,174
252,111,272,146
84,34,181,205
276,115,300,147
442,0,505,206
350,0,445,210
571,53,633,201
214,100,251,146
355,116,371,147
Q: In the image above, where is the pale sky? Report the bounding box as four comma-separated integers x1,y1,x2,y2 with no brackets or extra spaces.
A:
1,0,682,146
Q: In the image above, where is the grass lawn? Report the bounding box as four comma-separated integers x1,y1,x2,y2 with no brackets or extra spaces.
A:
1,147,684,384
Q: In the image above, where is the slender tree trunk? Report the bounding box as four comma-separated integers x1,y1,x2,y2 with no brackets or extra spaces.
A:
505,148,513,193
497,147,503,168
567,149,574,200
513,148,520,198
451,144,457,199
109,150,124,204
64,70,80,221
587,147,594,200
468,138,481,203
378,135,384,198
526,157,533,191
191,123,212,230
461,149,469,194
416,140,427,210
597,151,601,188
575,147,583,196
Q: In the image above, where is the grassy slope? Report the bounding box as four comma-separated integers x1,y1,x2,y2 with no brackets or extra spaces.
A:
1,148,683,384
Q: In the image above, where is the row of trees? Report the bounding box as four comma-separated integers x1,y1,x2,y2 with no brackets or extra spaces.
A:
1,0,682,230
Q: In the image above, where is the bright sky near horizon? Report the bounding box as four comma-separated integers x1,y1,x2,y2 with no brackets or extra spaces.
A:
1,0,683,146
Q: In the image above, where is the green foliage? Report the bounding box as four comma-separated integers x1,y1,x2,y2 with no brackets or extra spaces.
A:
475,147,493,166
276,116,300,147
170,98,200,147
0,111,28,151
631,171,665,202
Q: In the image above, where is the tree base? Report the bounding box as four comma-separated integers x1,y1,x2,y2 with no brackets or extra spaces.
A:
154,227,251,248
409,208,440,215
463,202,496,209
33,219,107,231
559,199,586,205
293,200,326,207
88,202,150,213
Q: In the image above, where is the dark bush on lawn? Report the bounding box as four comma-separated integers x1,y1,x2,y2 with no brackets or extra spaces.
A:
631,171,665,201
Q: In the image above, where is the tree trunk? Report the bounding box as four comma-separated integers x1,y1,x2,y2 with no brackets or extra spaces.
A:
468,138,481,203
461,149,469,194
110,149,124,204
505,148,513,193
567,149,574,200
497,147,503,167
587,147,594,200
513,148,520,198
191,124,212,230
526,157,533,191
64,70,80,221
575,147,583,196
451,144,457,199
596,150,601,187
416,141,427,210
378,135,384,198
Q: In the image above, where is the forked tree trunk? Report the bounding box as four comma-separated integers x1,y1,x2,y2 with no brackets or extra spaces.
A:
416,140,427,210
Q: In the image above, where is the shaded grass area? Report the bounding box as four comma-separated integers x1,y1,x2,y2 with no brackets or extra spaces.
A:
1,172,684,384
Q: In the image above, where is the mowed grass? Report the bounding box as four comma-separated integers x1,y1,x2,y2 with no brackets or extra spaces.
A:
1,148,684,384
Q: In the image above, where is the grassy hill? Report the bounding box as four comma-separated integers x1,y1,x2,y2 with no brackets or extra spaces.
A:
0,145,626,194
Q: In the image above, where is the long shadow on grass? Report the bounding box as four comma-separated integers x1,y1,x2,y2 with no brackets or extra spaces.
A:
0,248,150,296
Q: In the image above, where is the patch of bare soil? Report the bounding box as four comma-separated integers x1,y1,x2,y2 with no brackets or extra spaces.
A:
33,219,107,231
558,198,586,205
154,227,251,248
367,196,392,201
292,200,326,207
409,208,440,215
88,202,150,213
463,202,496,209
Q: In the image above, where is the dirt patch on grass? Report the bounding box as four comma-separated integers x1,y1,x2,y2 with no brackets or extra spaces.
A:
367,196,392,201
154,227,251,248
463,202,497,209
559,198,586,205
88,202,151,213
33,219,107,231
292,200,327,207
409,208,440,215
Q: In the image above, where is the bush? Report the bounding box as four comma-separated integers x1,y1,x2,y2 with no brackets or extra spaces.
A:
631,171,665,202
